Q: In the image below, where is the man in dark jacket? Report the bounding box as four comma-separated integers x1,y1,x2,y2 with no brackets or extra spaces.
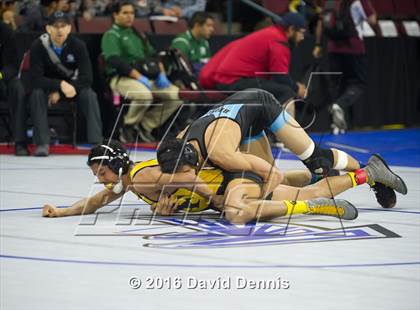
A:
28,11,102,156
0,21,27,155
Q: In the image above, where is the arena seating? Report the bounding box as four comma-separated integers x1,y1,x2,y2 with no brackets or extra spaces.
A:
77,17,112,34
370,0,420,37
393,0,418,19
133,19,152,33
370,0,395,18
211,19,225,35
262,0,289,14
77,17,152,34
152,19,188,34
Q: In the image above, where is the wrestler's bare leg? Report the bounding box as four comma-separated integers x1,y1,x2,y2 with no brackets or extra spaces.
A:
222,177,357,225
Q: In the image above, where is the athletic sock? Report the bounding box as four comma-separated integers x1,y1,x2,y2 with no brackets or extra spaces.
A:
347,169,369,187
297,141,315,161
284,200,309,215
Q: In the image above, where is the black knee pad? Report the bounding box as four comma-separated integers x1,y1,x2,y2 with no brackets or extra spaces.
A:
302,146,334,175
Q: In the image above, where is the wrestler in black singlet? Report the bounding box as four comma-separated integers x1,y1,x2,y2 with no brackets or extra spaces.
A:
181,88,286,164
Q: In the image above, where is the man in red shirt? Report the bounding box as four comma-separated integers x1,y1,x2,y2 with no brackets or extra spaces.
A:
314,0,376,132
199,12,307,107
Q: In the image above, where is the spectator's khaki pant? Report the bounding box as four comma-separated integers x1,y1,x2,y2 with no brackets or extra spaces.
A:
110,76,182,131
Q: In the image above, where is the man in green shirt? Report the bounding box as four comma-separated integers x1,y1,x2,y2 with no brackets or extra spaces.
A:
101,0,182,143
170,11,214,76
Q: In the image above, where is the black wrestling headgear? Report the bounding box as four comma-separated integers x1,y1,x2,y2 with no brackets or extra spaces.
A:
87,140,131,175
157,139,199,173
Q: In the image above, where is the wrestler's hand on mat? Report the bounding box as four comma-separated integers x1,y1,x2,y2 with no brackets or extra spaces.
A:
42,204,61,217
152,195,179,216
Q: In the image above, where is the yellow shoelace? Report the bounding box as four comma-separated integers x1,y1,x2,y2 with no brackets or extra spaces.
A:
308,205,345,217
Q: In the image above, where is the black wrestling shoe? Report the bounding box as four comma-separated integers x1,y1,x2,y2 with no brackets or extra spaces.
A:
371,182,396,208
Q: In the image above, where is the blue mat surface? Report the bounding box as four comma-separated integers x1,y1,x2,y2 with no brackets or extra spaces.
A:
79,129,420,168
273,128,420,168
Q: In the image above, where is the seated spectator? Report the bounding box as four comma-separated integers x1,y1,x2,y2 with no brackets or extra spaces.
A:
0,21,27,155
170,11,214,76
27,11,103,156
199,12,307,112
19,0,68,32
78,0,112,20
134,0,164,17
62,0,79,17
57,0,69,11
16,0,38,16
163,0,206,19
1,0,17,30
101,0,182,143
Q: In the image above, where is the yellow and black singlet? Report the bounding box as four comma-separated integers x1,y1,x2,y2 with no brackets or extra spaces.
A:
129,159,162,207
129,159,263,212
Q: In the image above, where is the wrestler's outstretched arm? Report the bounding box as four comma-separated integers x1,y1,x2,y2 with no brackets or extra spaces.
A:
42,189,124,217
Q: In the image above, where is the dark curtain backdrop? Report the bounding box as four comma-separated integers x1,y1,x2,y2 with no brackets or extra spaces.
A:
289,35,420,131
